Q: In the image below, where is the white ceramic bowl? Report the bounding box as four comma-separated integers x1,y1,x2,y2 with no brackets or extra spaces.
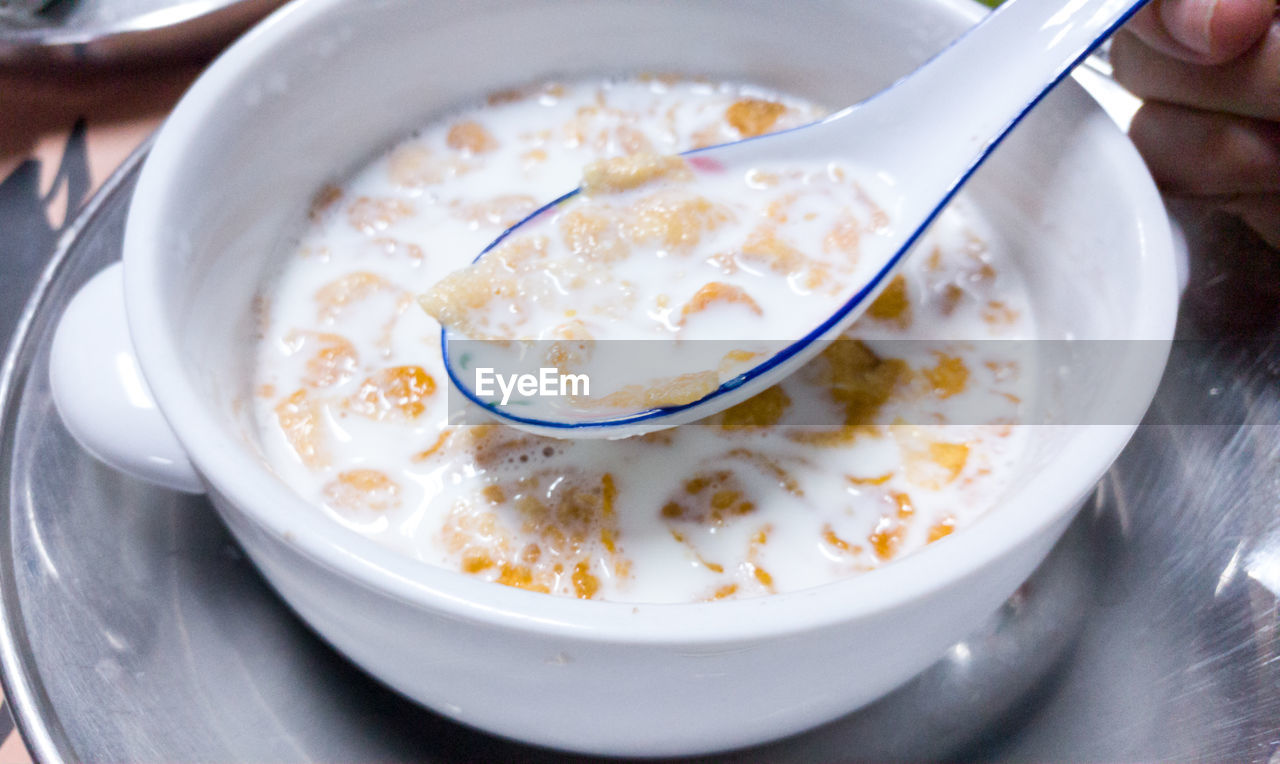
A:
49,0,1178,755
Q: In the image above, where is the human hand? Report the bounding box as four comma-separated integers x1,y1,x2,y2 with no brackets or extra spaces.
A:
1112,0,1279,247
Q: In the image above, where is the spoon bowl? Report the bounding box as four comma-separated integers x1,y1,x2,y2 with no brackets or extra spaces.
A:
438,0,1151,437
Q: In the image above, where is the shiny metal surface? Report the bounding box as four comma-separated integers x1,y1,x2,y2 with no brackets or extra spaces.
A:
3,153,1280,763
0,146,1096,763
0,0,283,67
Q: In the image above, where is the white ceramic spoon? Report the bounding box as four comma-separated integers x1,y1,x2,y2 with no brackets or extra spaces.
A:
441,0,1151,438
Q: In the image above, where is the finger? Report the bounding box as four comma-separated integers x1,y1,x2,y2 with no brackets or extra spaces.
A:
1221,193,1280,248
1112,26,1280,120
1124,0,1276,64
1129,102,1280,195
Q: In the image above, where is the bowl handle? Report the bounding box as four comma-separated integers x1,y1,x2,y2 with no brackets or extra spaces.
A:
50,263,204,494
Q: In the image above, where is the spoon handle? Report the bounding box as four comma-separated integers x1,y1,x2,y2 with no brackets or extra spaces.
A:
827,0,1150,214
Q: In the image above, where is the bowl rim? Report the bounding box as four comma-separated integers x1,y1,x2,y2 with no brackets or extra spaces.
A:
122,0,1179,643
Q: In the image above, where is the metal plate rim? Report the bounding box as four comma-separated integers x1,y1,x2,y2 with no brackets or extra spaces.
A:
0,140,151,764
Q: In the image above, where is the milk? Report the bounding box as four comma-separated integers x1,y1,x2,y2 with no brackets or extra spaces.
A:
253,78,1035,603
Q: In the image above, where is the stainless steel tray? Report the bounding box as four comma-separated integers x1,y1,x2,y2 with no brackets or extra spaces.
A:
0,0,282,67
2,142,1279,761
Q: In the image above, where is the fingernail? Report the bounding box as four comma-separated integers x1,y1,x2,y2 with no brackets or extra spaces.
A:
1164,0,1219,54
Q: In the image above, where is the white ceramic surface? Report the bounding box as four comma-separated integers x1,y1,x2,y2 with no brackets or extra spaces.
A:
49,0,1178,755
50,264,203,493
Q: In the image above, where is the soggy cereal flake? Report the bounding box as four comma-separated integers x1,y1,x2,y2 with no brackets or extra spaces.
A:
589,369,721,411
745,169,781,189
446,120,500,154
274,389,328,468
892,491,915,519
441,468,629,599
628,194,733,252
928,442,969,482
458,194,539,229
927,517,957,543
717,349,762,377
855,184,891,232
679,282,763,324
663,470,756,527
868,513,906,560
690,123,727,150
324,469,401,512
521,148,548,167
314,272,402,322
580,153,693,195
642,370,721,407
823,211,862,260
719,385,790,428
765,192,799,224
985,359,1019,383
347,197,414,234
745,524,777,593
387,144,468,187
545,320,594,369
982,300,1020,326
412,430,454,462
847,473,893,486
817,339,909,427
560,207,630,261
442,503,553,593
708,583,740,600
940,283,966,315
923,354,969,399
867,275,910,326
823,524,857,554
895,428,971,488
613,125,656,156
726,98,787,137
740,225,808,274
283,330,359,388
572,561,601,599
417,237,549,337
348,366,437,421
